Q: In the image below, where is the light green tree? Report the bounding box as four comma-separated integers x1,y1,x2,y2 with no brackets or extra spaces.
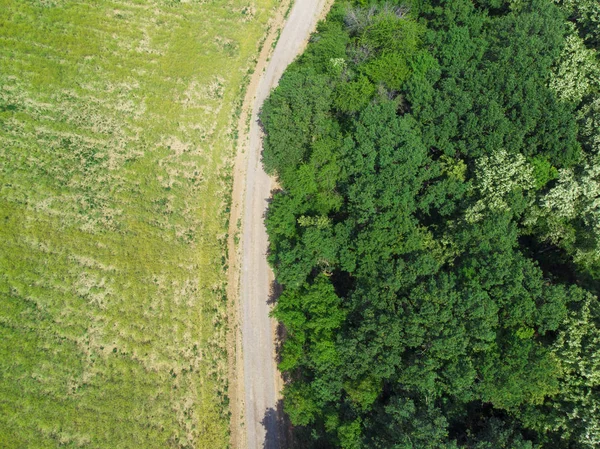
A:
466,150,535,223
554,0,600,46
534,291,600,448
579,95,600,155
549,24,600,104
528,156,600,271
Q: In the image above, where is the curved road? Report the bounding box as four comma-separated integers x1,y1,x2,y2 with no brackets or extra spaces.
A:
240,1,330,448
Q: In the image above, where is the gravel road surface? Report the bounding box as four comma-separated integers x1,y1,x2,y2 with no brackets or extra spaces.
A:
240,1,330,448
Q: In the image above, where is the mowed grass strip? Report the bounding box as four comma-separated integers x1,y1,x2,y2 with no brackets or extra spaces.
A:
0,0,277,447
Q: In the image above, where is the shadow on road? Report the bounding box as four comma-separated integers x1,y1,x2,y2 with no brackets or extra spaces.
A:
267,279,282,305
268,280,287,368
263,252,291,447
261,399,289,449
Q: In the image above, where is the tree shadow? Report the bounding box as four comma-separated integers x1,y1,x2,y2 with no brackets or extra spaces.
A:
260,186,293,448
263,188,283,220
274,320,287,367
267,279,283,305
261,399,290,449
267,280,287,368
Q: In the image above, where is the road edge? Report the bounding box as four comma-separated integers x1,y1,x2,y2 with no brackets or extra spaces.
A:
226,2,293,448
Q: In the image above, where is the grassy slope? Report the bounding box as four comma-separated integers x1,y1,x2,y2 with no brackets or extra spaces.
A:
0,0,277,447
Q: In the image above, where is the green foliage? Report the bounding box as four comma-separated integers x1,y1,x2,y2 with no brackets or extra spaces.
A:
260,67,337,184
478,336,560,410
356,6,423,55
527,155,600,275
465,150,535,222
531,157,559,189
522,288,600,448
463,419,534,449
362,52,410,90
549,24,600,104
301,16,351,73
554,0,600,49
333,75,375,112
578,94,600,155
261,0,600,448
411,0,580,166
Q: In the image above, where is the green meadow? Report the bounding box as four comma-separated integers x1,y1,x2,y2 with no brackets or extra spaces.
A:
0,0,277,447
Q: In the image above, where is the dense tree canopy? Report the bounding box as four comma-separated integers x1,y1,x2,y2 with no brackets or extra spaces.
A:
261,0,600,447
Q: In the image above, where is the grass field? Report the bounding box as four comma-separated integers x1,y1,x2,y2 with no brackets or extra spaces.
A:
0,0,278,447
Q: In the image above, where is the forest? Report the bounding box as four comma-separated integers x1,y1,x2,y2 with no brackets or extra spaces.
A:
260,0,600,447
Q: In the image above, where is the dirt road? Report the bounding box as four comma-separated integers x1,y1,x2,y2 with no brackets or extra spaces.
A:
233,1,331,448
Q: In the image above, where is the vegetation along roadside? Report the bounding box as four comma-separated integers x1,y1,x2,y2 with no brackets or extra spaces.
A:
261,0,600,447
